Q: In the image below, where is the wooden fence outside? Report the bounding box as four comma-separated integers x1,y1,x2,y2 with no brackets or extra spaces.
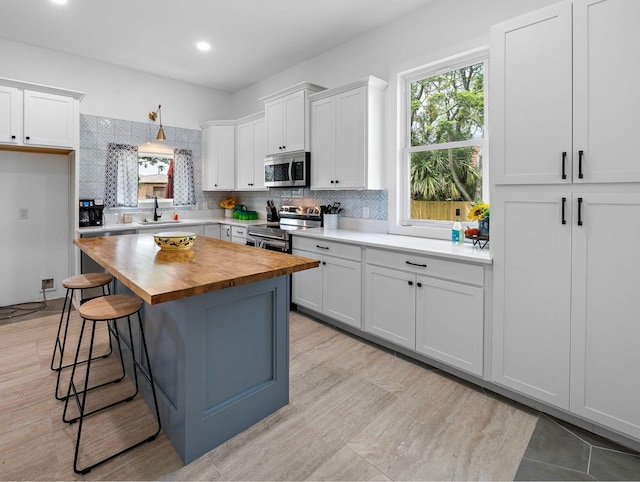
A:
411,200,475,222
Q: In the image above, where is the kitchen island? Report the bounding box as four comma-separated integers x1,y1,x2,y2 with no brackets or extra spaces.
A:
73,233,319,464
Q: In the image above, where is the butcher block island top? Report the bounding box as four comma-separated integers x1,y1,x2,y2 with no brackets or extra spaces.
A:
74,233,319,305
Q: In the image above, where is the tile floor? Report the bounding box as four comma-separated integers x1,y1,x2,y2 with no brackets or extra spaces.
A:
1,297,639,480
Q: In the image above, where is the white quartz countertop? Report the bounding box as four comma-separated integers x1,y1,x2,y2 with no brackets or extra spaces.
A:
76,217,274,235
291,228,492,264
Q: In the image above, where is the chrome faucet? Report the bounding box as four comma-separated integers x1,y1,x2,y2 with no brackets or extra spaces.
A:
153,195,162,221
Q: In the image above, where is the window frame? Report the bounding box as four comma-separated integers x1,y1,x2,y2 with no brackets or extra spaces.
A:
388,47,489,239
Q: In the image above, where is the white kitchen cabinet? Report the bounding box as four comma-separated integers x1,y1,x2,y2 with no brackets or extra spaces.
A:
310,76,387,190
415,276,484,377
201,122,235,190
491,0,640,185
365,248,484,376
204,224,220,239
491,192,572,408
260,82,325,155
0,81,79,149
365,264,416,349
229,225,247,244
220,224,232,242
490,0,640,441
292,237,361,328
570,192,640,439
236,113,267,190
0,85,21,145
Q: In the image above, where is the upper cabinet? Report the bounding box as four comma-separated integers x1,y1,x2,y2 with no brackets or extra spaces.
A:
491,0,640,185
309,76,387,190
201,121,236,191
0,79,83,150
260,82,325,155
236,113,267,190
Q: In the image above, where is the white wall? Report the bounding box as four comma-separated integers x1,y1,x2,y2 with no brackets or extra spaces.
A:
230,0,558,117
0,39,233,130
0,151,70,305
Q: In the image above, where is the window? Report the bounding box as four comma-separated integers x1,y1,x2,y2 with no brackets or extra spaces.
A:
393,49,488,237
138,153,173,200
105,143,195,209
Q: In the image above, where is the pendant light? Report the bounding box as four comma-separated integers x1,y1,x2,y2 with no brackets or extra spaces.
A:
148,104,166,141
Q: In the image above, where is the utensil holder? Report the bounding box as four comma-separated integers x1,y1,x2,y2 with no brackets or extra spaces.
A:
324,214,339,230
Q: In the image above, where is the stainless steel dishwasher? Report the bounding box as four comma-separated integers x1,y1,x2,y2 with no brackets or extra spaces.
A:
80,229,137,300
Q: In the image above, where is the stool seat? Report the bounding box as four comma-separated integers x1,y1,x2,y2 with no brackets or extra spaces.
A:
62,273,113,290
79,294,143,321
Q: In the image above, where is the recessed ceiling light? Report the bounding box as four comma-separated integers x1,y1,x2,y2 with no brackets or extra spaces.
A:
196,41,211,52
51,0,68,4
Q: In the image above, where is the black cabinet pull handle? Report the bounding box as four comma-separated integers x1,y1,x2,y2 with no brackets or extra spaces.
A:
330,180,334,184
316,245,329,250
11,135,16,140
322,261,326,265
577,197,583,226
406,261,427,268
335,180,339,184
417,282,422,288
562,197,567,225
578,150,584,179
562,152,567,180
25,136,30,140
408,281,413,286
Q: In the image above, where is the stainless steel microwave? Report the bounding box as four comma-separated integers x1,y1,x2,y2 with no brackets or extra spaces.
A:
264,151,310,188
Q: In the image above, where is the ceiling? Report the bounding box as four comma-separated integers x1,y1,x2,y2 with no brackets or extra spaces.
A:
0,0,435,93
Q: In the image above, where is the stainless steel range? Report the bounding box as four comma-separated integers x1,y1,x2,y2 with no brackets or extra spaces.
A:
246,205,322,252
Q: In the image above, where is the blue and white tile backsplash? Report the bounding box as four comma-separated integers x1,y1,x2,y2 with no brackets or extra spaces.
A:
79,114,387,220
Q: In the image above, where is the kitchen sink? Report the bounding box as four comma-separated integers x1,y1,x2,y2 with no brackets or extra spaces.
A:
138,220,183,225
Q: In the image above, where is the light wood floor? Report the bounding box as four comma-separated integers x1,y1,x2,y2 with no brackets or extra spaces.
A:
0,309,538,480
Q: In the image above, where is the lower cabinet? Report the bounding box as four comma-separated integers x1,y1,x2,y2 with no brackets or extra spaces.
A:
292,237,362,328
204,224,220,239
220,224,232,242
365,248,484,377
219,224,246,244
493,191,640,439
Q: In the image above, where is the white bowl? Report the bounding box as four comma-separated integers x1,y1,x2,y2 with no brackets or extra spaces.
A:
154,231,197,250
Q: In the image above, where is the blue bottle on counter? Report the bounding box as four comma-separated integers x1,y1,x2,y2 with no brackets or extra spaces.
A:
451,208,464,245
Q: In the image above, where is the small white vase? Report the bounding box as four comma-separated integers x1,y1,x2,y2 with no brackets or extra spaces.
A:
225,209,233,218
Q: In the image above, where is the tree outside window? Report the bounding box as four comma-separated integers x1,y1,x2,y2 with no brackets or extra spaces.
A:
408,62,485,222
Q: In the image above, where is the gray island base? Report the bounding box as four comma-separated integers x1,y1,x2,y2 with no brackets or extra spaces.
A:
114,275,289,464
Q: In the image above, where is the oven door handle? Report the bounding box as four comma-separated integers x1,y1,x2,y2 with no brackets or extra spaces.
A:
247,232,287,241
261,239,288,251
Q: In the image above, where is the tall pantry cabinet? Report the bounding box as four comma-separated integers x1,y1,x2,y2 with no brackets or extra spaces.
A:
490,0,640,441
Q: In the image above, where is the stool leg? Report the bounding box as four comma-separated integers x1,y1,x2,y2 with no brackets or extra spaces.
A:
134,310,162,436
51,288,73,372
53,285,117,401
62,317,89,424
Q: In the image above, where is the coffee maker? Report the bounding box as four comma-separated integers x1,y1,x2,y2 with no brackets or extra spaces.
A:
79,199,104,227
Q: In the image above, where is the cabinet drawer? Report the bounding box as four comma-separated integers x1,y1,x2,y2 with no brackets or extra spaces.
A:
231,226,247,238
292,236,361,261
365,248,483,286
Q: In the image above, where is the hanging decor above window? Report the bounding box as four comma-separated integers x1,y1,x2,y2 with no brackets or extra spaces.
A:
148,104,166,141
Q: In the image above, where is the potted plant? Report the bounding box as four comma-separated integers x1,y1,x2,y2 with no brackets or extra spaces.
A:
219,196,237,217
469,201,490,236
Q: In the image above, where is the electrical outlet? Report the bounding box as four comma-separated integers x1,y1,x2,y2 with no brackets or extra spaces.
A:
19,208,29,220
41,278,54,291
362,206,370,218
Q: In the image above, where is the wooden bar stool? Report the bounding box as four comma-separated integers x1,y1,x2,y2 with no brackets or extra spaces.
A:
62,294,161,475
51,273,114,400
